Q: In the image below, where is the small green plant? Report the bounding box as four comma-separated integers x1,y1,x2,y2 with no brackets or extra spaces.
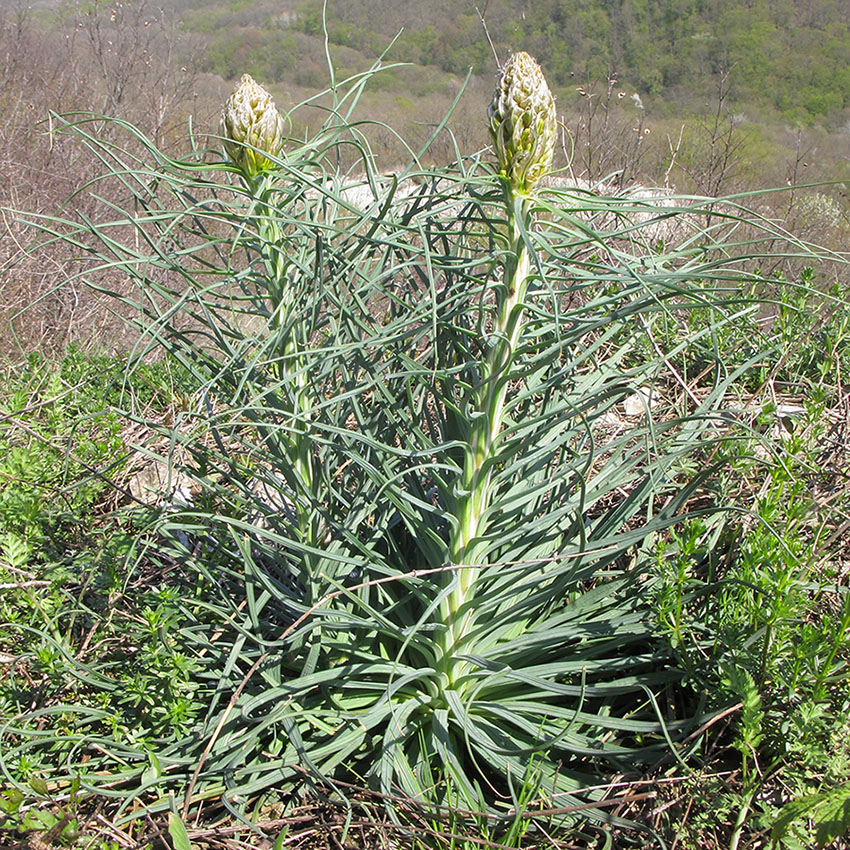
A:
725,665,764,850
0,775,81,848
0,347,216,843
771,781,850,849
0,349,126,541
647,318,850,846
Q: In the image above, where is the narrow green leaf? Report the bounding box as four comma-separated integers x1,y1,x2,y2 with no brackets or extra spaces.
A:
168,810,193,850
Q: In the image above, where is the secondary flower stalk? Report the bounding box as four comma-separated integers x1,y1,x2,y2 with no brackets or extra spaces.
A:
220,76,319,565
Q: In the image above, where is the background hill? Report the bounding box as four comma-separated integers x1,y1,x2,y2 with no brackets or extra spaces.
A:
180,0,850,188
14,0,850,181
4,0,850,352
281,0,850,125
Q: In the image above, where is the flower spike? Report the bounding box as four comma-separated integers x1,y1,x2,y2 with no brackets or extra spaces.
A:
488,52,556,194
220,74,285,179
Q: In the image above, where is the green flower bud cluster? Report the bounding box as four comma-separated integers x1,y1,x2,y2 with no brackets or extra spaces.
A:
488,52,556,194
220,74,285,179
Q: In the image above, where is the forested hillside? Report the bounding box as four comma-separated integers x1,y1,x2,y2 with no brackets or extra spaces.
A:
189,0,850,126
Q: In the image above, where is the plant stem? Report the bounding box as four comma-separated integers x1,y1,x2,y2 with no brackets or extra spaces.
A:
438,188,533,685
729,788,754,850
256,189,320,569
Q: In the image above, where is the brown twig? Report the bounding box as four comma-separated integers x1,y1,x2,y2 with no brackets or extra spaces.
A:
474,4,500,69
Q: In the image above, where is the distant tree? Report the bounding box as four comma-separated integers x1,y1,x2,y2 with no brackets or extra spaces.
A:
71,0,199,142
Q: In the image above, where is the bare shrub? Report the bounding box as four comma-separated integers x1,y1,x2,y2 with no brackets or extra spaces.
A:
563,69,655,188
0,1,206,360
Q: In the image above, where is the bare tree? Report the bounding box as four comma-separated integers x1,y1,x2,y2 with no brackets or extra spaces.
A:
676,67,744,198
0,1,205,357
566,68,653,188
74,0,201,142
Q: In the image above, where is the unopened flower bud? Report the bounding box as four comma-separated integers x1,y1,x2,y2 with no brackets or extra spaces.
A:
488,52,556,194
220,74,285,178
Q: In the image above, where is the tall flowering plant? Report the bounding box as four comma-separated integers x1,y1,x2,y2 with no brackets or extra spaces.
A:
7,52,775,837
219,74,322,596
437,52,557,685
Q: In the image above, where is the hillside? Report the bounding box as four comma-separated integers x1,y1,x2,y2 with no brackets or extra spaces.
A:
303,0,850,123
1,4,850,849
169,0,850,190
177,0,850,126
13,0,850,191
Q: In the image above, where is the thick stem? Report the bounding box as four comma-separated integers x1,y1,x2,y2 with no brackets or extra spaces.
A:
438,190,533,684
256,193,320,577
285,336,320,551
